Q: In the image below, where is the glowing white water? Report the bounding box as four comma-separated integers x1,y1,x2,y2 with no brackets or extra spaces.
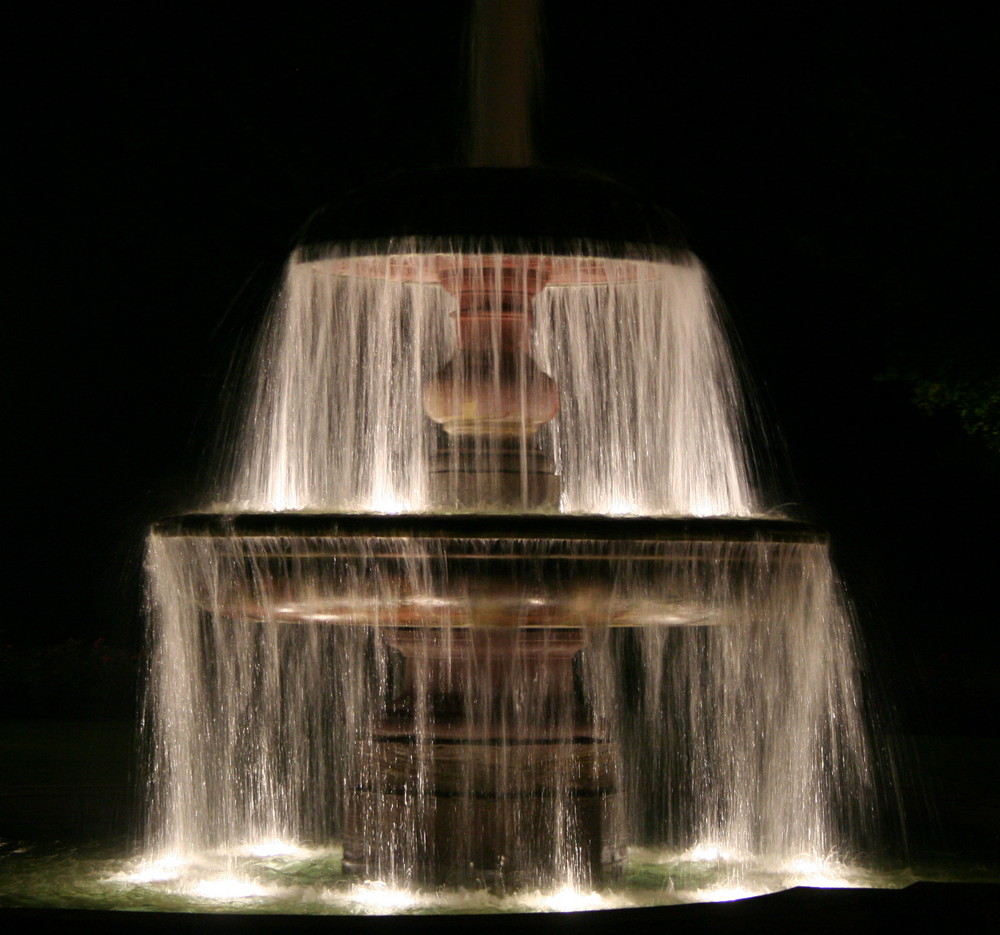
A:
216,246,756,516
146,531,874,872
143,239,883,902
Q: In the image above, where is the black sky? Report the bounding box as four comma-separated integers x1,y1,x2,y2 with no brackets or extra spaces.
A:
5,3,997,732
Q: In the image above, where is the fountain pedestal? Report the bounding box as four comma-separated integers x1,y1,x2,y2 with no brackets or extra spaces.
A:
148,506,828,892
343,626,625,887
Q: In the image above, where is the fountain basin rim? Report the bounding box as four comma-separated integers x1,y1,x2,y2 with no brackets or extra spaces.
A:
148,514,823,627
296,252,670,287
151,512,824,545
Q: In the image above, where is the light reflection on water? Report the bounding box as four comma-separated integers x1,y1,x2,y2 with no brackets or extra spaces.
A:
0,840,919,915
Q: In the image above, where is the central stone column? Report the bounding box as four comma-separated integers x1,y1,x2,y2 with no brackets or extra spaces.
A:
422,258,560,512
340,255,623,888
342,625,623,887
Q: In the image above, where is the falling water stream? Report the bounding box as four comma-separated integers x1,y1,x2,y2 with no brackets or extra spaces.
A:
217,248,755,517
102,241,902,912
0,221,921,916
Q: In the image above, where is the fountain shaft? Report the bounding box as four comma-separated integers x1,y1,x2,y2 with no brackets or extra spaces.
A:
343,625,623,886
423,257,560,511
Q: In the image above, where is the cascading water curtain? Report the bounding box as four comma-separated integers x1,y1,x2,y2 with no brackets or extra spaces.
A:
144,237,884,890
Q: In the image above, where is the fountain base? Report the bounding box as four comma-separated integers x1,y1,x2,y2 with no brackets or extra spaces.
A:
145,512,843,891
342,625,623,887
342,735,623,887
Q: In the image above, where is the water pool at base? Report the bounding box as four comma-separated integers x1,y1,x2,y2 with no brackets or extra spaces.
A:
4,722,996,917
0,841,924,915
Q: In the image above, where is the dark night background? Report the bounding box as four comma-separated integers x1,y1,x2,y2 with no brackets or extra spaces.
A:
2,0,997,867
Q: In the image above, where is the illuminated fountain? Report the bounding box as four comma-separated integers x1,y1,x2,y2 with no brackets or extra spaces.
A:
142,167,880,903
